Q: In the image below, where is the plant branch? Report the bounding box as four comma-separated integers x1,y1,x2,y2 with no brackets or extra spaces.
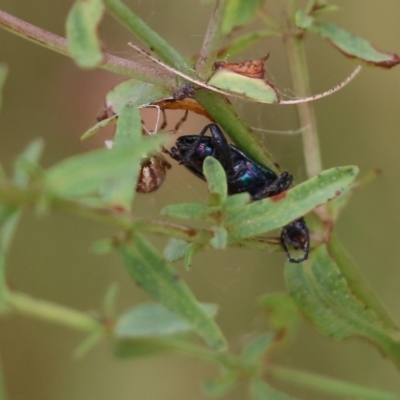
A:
196,0,227,79
103,0,193,76
0,180,211,245
8,291,104,333
0,9,176,88
281,1,322,178
269,365,399,400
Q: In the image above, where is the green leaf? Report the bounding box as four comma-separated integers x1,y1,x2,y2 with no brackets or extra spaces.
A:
184,243,201,271
105,79,171,114
0,142,33,303
161,203,209,220
258,292,300,346
251,378,298,400
208,69,279,104
295,10,314,29
226,166,358,243
73,331,104,358
204,371,238,396
210,226,227,249
66,0,105,68
307,21,400,68
119,233,227,350
203,157,227,203
115,302,218,337
103,282,119,319
100,103,142,209
222,192,250,213
0,64,8,115
114,103,142,145
80,114,118,140
46,136,165,198
13,139,44,186
241,333,272,366
114,337,173,358
328,233,397,331
285,244,400,368
90,237,114,254
164,239,192,262
222,0,263,35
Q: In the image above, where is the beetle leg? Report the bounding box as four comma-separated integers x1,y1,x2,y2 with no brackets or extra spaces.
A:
252,171,293,200
208,124,236,177
180,123,215,164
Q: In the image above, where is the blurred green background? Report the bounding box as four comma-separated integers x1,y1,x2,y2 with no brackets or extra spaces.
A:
1,1,400,399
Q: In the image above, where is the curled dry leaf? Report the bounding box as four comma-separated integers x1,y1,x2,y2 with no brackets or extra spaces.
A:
214,55,269,79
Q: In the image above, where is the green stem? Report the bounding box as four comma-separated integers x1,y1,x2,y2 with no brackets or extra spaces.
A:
0,353,7,400
196,0,228,79
281,1,322,178
158,338,237,368
269,365,399,400
8,291,103,332
0,180,210,245
103,0,192,76
195,90,279,173
0,9,175,88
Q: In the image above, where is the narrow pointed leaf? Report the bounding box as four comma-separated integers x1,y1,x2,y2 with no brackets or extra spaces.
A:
227,166,358,243
74,331,104,358
209,69,279,104
46,136,165,197
66,0,104,68
119,233,227,350
81,114,118,140
164,239,192,262
285,244,400,367
115,302,217,337
307,21,400,68
100,104,142,209
204,371,238,396
258,292,300,346
106,79,171,114
203,156,227,203
114,337,174,358
241,333,272,366
13,139,44,186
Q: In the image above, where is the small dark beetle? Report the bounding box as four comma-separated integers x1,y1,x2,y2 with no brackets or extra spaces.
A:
166,123,309,263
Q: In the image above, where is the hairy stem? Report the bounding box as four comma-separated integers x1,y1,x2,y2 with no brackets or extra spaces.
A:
196,0,227,79
0,9,175,88
269,365,398,400
281,1,322,178
8,291,104,332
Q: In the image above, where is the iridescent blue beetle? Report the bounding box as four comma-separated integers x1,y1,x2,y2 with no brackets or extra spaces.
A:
166,123,309,263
